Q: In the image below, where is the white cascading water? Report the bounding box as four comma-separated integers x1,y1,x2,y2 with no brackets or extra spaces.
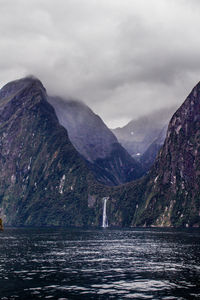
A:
102,197,109,228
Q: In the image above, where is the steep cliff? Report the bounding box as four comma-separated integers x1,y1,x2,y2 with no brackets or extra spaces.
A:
0,77,101,226
132,82,200,227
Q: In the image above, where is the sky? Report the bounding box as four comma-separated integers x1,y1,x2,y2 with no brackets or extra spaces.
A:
1,0,200,128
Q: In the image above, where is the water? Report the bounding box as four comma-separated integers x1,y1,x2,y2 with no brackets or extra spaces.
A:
0,228,200,299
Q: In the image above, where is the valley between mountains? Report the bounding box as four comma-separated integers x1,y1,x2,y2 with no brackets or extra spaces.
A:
0,77,199,227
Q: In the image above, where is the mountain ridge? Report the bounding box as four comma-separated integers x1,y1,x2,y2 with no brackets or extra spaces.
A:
48,96,144,185
0,77,100,226
0,76,200,228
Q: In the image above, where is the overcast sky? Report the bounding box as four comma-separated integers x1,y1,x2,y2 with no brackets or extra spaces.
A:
1,0,200,127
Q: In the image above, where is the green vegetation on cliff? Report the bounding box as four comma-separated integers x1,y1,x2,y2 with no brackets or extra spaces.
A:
0,78,100,226
0,77,200,228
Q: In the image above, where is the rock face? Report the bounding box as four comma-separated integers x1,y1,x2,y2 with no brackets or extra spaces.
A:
101,82,200,228
130,82,200,227
48,97,143,186
0,77,99,226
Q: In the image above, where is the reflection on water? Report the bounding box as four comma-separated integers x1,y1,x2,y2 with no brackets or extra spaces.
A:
0,228,200,299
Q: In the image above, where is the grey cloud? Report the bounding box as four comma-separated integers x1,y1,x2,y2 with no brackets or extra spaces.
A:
0,0,200,127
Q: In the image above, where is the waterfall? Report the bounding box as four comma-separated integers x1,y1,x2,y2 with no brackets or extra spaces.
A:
102,197,109,228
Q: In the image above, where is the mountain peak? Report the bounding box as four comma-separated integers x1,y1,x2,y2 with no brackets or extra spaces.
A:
0,76,46,102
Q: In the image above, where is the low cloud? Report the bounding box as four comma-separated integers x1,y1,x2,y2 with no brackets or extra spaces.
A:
1,0,200,127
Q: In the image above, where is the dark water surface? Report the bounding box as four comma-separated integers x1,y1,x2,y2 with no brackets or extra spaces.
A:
0,227,200,299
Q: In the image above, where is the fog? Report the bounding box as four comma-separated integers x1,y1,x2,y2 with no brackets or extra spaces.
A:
1,0,200,127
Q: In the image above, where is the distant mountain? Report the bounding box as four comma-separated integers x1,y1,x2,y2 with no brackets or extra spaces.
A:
140,124,168,172
48,97,143,185
112,107,175,158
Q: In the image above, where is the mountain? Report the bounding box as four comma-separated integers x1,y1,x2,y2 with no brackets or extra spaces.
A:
112,107,175,159
48,97,143,186
1,77,200,228
109,82,200,228
135,81,200,227
140,124,168,172
0,77,102,226
0,76,142,227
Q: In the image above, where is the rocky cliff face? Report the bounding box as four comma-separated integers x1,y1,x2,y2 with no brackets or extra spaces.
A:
97,82,200,228
140,125,168,172
0,77,101,226
48,97,143,186
131,82,200,227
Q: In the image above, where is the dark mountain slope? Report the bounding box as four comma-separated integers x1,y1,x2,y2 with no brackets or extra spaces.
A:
48,97,143,186
140,82,200,227
0,77,102,226
119,82,200,228
0,76,142,228
1,77,200,228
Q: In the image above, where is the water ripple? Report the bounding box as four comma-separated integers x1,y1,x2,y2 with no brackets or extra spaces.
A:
0,227,200,299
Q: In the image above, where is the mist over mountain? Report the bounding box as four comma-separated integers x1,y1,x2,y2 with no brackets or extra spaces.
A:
48,96,143,186
112,107,175,158
48,97,118,162
0,77,97,226
0,76,200,228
